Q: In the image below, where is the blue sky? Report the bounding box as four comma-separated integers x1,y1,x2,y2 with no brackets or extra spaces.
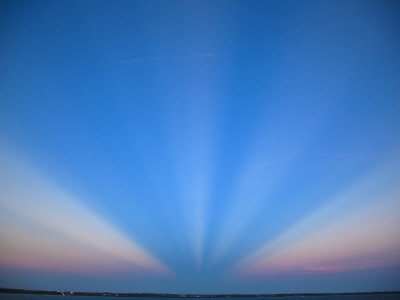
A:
0,0,400,294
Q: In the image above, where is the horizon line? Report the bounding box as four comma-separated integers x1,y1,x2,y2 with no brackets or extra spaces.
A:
1,287,399,298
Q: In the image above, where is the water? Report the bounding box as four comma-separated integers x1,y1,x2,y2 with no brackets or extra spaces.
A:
0,296,399,300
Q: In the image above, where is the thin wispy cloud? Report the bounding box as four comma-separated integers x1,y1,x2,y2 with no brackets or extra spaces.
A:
189,53,217,58
116,53,216,64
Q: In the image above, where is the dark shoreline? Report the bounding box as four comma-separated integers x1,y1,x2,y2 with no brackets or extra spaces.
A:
1,288,399,298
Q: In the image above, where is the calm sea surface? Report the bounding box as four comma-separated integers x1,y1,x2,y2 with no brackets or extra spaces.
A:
0,296,399,300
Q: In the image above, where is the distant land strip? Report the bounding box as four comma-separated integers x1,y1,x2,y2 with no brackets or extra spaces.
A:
1,288,400,298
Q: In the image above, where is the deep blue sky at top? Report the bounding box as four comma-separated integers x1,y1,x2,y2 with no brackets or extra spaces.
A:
0,0,400,293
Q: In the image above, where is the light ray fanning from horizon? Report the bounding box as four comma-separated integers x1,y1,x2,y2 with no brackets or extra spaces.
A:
0,143,171,275
235,156,400,276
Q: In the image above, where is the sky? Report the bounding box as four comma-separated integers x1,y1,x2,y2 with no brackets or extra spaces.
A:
0,0,400,294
